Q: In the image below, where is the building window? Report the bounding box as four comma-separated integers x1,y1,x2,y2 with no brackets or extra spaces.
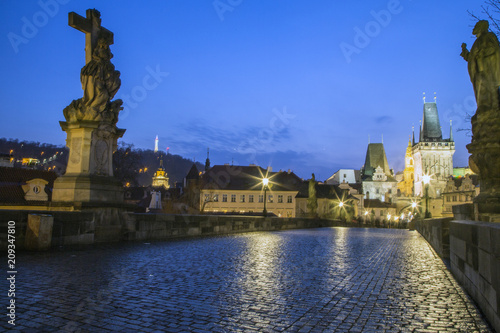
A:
376,189,380,194
259,195,264,203
388,189,392,194
222,194,227,202
446,196,450,202
249,195,254,203
240,195,245,203
268,195,273,203
213,194,219,202
278,195,283,203
204,194,210,202
452,195,457,202
231,194,236,202
287,195,292,203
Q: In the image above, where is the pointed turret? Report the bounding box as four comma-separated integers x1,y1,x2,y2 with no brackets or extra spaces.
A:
205,148,210,172
449,120,454,142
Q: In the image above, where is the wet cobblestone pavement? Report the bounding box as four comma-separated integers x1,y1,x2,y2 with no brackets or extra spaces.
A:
1,228,493,332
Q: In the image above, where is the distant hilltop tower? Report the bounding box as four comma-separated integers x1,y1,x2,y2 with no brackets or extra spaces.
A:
154,135,159,153
413,94,455,198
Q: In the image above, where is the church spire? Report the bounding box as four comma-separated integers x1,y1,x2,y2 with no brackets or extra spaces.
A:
412,125,415,145
205,148,210,171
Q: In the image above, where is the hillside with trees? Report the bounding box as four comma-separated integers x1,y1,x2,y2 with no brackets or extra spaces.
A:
0,138,203,187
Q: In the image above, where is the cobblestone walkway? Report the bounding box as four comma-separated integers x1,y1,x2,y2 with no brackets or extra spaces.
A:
1,228,493,332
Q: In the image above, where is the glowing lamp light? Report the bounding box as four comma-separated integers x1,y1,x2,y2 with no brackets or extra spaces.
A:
339,202,344,207
364,211,369,216
262,178,269,186
411,202,417,208
387,214,391,220
422,174,431,185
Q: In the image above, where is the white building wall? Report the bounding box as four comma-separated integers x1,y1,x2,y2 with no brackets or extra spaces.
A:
326,169,357,185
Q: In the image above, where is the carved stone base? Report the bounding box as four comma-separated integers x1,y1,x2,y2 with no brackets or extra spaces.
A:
52,175,124,204
467,106,500,218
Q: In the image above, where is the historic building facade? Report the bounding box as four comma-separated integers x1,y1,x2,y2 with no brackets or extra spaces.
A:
361,143,398,203
200,165,301,217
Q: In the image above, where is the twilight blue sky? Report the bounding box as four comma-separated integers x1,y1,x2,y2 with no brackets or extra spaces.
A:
0,0,485,180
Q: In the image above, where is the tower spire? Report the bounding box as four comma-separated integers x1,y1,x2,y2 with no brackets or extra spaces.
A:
419,120,422,142
423,92,426,103
205,147,210,171
154,135,159,153
412,125,415,145
381,134,383,144
434,92,437,103
450,119,454,141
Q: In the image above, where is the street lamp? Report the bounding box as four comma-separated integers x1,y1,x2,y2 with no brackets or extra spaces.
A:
338,201,345,221
262,177,269,217
422,174,431,218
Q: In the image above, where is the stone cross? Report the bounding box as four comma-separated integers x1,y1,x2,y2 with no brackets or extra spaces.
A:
68,9,114,64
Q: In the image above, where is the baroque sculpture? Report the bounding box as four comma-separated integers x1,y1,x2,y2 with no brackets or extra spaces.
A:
461,20,500,215
52,9,125,204
64,10,123,123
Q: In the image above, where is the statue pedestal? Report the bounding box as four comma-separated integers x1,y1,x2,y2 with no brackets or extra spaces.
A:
467,109,500,216
52,120,125,205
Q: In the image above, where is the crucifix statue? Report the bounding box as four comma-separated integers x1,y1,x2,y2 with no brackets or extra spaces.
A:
53,8,125,204
69,9,114,65
64,8,121,123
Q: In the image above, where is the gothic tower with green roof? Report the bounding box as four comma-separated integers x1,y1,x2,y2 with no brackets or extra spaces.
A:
412,97,455,198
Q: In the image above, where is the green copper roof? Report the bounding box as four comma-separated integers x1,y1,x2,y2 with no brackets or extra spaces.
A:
363,143,390,178
421,102,443,141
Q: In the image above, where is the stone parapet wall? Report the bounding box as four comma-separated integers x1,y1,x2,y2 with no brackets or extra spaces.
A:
0,210,348,250
450,220,500,332
413,217,451,259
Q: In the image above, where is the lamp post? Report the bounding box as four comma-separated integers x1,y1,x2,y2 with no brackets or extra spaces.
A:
262,177,269,217
422,174,431,218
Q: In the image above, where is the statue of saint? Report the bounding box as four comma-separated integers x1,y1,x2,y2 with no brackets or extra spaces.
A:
461,20,500,111
80,33,121,116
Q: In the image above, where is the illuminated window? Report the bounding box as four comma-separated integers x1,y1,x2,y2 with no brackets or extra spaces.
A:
240,195,245,203
258,195,264,203
204,194,210,202
231,194,236,202
249,195,254,203
222,194,227,202
268,195,273,203
278,195,283,203
287,195,292,203
213,194,219,202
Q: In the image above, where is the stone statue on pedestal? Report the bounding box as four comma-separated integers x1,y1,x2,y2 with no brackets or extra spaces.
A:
461,20,500,217
53,9,125,205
